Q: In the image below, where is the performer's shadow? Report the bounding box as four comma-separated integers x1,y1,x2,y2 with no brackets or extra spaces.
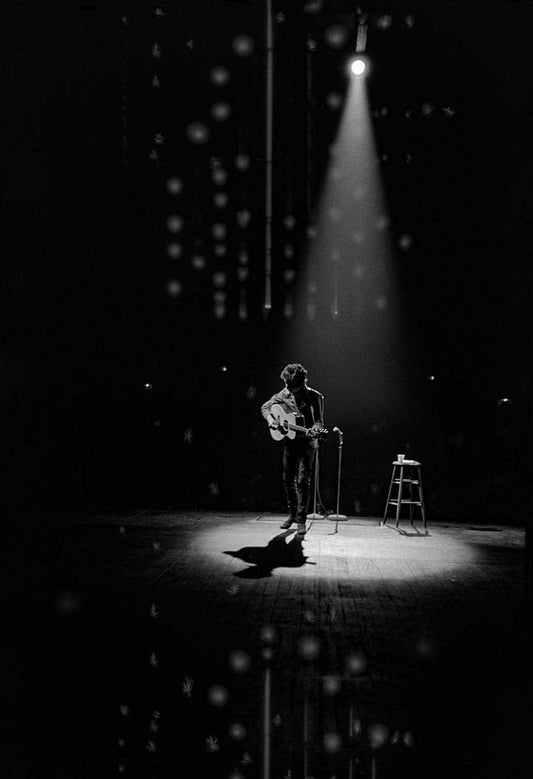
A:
224,531,316,579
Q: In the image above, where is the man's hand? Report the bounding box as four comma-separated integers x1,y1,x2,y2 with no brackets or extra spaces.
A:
267,415,279,430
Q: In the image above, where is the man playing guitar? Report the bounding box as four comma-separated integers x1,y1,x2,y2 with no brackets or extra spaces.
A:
261,363,326,535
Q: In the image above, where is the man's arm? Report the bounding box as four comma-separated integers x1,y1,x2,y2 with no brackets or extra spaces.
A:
261,391,286,427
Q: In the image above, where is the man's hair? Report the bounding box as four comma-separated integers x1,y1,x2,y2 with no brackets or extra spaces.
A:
280,363,308,384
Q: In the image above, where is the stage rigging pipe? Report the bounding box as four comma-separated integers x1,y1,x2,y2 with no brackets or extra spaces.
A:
264,0,273,311
306,37,313,216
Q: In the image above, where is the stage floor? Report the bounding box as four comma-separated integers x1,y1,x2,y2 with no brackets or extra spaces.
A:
12,511,527,778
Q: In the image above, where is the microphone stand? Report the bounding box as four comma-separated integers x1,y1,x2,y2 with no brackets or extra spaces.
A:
328,427,347,524
308,391,326,519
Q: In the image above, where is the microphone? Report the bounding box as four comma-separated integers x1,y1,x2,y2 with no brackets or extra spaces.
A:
333,426,343,434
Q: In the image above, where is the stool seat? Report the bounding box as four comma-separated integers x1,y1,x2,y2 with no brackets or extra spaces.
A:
382,459,427,529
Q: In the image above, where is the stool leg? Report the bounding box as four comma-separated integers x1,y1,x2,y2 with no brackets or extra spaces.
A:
395,466,404,528
383,465,396,526
417,466,427,528
409,477,414,527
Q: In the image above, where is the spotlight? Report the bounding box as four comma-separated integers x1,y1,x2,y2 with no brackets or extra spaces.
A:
350,58,367,76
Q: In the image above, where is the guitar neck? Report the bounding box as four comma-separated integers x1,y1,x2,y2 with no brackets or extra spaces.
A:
287,422,311,433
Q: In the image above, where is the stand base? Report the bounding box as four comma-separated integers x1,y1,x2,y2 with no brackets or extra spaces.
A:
328,514,348,521
308,512,327,519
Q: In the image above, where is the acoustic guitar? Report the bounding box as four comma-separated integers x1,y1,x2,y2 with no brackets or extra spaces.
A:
268,403,328,442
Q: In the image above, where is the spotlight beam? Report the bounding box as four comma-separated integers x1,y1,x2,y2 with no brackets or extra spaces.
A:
289,54,407,423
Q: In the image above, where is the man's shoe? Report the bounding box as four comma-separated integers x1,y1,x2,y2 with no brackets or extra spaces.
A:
280,518,295,529
296,523,306,535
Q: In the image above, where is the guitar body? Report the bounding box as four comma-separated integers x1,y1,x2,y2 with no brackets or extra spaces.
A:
269,404,298,441
269,403,328,442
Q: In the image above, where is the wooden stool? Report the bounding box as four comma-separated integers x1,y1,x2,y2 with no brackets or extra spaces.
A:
382,459,427,529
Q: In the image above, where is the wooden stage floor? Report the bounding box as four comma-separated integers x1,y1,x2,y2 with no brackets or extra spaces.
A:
12,511,527,778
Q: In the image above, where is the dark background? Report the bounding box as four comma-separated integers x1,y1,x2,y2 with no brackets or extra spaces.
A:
1,0,532,522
